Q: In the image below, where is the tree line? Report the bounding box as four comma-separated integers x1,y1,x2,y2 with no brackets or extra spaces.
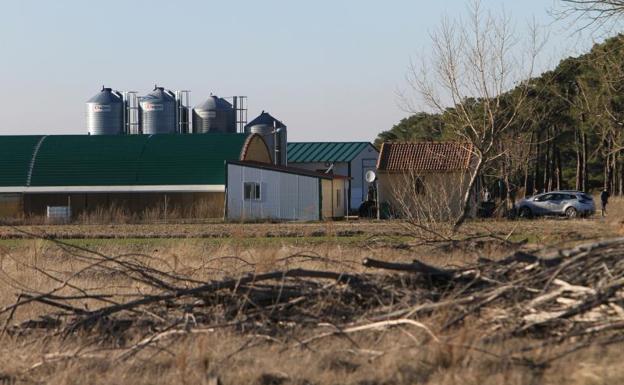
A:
377,34,624,203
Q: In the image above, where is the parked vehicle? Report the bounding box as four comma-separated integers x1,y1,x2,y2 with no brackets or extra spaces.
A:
515,191,595,219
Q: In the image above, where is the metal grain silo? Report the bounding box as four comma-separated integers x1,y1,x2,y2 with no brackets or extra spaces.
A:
192,95,235,133
86,87,124,135
139,86,177,134
245,111,287,165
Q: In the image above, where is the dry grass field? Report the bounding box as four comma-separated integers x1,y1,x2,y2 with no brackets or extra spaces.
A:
1,199,624,385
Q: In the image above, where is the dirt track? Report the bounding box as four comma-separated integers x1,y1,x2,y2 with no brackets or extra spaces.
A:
0,217,617,248
0,221,411,239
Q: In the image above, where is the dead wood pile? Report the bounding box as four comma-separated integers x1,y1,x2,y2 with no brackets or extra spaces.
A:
2,237,624,364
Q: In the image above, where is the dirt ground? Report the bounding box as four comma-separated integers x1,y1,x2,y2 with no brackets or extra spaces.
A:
0,201,623,385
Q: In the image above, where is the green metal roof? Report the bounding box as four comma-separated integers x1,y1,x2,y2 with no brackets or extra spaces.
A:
31,135,151,186
0,136,45,187
287,142,375,163
135,134,247,185
0,133,250,187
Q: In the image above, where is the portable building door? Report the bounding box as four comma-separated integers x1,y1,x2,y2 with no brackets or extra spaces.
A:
226,163,320,221
321,178,348,219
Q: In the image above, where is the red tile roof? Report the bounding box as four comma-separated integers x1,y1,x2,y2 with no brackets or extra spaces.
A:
377,142,474,172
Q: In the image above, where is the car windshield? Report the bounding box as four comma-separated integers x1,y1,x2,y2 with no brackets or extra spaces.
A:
534,192,578,202
534,194,553,202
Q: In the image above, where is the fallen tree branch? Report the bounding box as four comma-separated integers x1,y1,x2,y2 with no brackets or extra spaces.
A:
299,318,440,347
362,257,455,279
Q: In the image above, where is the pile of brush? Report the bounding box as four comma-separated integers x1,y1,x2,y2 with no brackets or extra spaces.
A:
364,238,624,348
2,237,623,363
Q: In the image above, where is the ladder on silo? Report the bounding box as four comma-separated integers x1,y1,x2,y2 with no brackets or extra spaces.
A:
232,96,248,133
176,90,191,134
124,92,140,134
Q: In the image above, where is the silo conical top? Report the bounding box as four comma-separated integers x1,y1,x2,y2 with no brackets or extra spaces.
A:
245,111,286,130
87,87,123,104
194,95,232,111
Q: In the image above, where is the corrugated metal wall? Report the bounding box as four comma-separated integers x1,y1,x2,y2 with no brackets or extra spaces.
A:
227,164,320,221
22,192,225,219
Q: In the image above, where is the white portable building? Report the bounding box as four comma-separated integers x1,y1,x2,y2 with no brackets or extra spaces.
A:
226,161,349,222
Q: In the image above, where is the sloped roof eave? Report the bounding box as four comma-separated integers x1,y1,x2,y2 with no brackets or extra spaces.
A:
228,160,351,180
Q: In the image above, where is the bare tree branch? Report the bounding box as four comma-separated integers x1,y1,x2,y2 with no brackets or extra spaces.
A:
557,0,624,33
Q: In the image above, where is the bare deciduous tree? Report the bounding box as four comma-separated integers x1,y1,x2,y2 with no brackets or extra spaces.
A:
390,168,472,241
405,0,543,230
558,0,624,30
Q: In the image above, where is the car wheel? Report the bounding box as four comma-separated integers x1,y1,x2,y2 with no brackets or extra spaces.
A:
519,207,532,219
565,207,577,219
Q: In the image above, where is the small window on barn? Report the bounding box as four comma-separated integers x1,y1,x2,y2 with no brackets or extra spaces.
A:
415,178,425,195
336,189,341,207
244,182,261,200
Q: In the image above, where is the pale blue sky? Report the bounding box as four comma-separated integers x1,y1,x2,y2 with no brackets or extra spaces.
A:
0,0,594,141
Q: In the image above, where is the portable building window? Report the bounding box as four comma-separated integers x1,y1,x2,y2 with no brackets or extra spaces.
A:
244,182,261,200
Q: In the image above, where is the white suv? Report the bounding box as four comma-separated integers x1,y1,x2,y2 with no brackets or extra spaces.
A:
516,191,595,218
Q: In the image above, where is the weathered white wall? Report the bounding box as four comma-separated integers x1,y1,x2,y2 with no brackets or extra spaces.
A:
377,171,478,220
226,164,320,221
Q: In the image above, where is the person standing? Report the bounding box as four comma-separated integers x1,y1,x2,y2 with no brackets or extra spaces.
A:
600,189,610,217
483,188,491,202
